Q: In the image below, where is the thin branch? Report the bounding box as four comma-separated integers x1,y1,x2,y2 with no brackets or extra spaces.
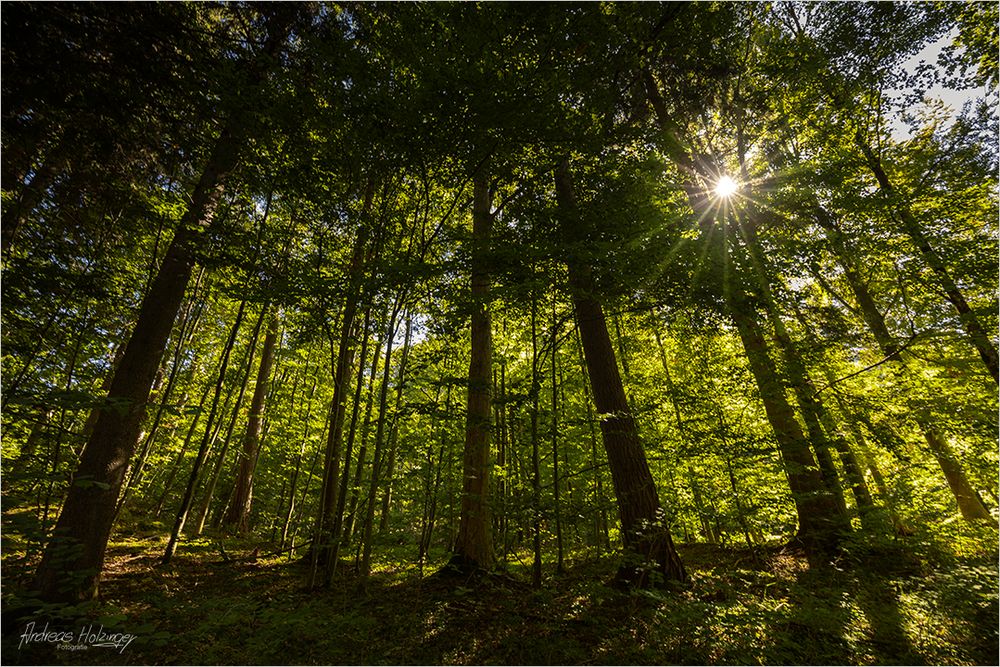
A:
814,330,921,395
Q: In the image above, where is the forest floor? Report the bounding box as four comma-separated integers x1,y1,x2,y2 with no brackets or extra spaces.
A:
2,526,997,666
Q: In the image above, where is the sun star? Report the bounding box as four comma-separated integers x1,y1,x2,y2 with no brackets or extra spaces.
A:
714,175,738,198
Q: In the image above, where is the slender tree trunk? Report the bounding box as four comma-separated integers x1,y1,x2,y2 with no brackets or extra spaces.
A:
223,309,280,533
576,323,610,550
556,159,685,586
419,385,451,570
551,291,565,574
117,269,207,515
817,209,992,521
734,215,851,520
688,467,715,543
728,298,846,559
446,163,494,574
530,291,544,589
153,382,212,519
855,132,998,383
197,303,266,534
358,299,403,580
378,316,413,535
342,322,383,547
281,371,319,551
162,298,248,564
31,12,296,600
495,362,509,561
315,185,375,581
333,308,373,543
923,427,991,521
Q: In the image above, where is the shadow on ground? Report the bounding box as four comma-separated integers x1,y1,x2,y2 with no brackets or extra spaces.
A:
2,536,996,665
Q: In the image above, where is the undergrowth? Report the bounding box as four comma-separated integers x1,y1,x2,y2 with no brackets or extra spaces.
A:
2,524,996,665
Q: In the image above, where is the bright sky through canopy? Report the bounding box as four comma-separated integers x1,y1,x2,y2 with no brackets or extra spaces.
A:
714,175,738,198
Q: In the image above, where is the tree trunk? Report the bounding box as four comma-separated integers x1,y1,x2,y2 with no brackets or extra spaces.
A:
576,323,610,550
922,427,991,521
196,302,266,535
734,215,851,521
728,298,846,559
342,318,384,547
315,184,375,580
333,308,373,543
817,207,992,522
854,132,999,383
551,292,565,574
117,269,207,515
358,299,404,580
281,371,319,551
556,159,685,586
446,163,494,574
530,291,544,589
223,309,280,533
378,316,413,535
31,130,238,599
162,299,248,564
153,382,212,519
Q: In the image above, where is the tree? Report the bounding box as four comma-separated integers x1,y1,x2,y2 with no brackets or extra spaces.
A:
31,6,302,601
556,159,686,586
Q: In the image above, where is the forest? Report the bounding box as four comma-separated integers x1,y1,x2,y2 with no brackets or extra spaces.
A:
1,2,997,665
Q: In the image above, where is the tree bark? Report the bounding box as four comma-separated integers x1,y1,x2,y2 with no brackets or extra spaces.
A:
223,309,280,533
447,163,495,574
556,159,685,586
728,297,846,559
734,215,851,521
378,316,413,535
30,10,297,600
358,299,404,580
281,371,319,551
315,182,375,581
33,130,241,600
551,292,565,574
197,302,266,534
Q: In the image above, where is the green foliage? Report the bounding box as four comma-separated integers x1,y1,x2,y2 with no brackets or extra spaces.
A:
1,2,996,663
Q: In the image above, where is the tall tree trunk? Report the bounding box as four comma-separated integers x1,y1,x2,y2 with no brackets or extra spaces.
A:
358,299,404,580
530,291,544,589
314,183,375,581
117,269,207,516
556,159,685,586
816,207,992,522
162,299,249,564
645,68,845,558
728,297,846,559
446,163,494,574
378,316,413,535
854,132,999,383
495,362,509,562
281,371,319,551
223,309,280,533
342,318,384,547
923,427,991,521
550,292,565,574
33,153,231,596
196,303,266,535
153,382,212,519
576,323,610,550
734,215,851,521
333,308,373,543
31,11,296,600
